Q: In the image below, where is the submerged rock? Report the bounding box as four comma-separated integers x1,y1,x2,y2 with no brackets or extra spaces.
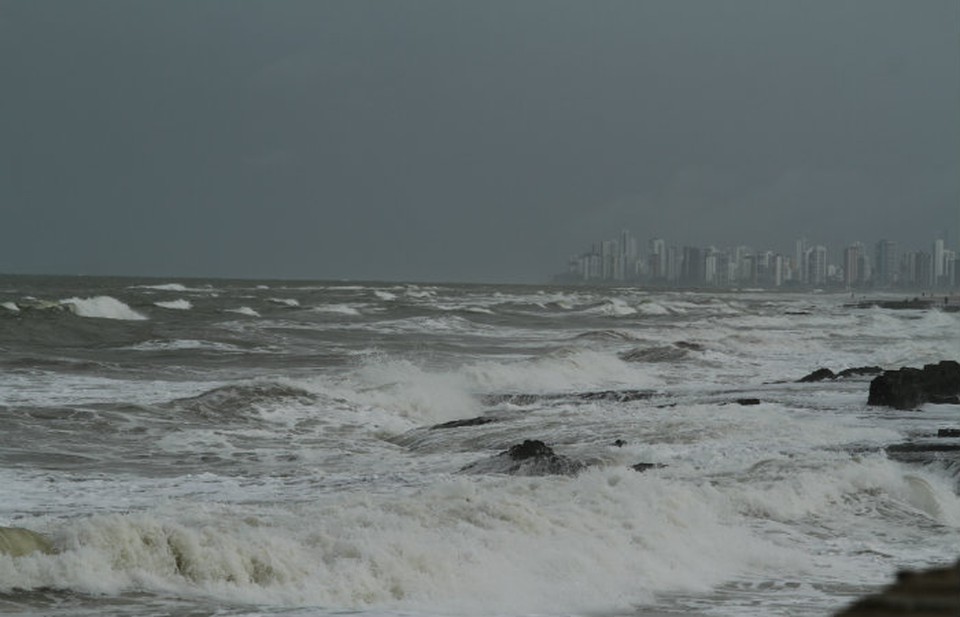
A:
868,361,960,410
937,428,960,438
461,439,585,476
429,416,497,430
797,366,884,383
834,559,960,616
735,398,761,406
836,366,883,379
0,526,55,557
798,368,835,382
577,389,656,403
630,462,667,473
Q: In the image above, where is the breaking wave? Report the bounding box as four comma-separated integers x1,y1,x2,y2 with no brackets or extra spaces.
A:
0,470,809,614
60,296,147,321
154,299,192,310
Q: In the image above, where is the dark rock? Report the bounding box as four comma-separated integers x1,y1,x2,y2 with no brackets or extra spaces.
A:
834,559,960,616
836,366,883,379
674,340,704,351
885,440,960,467
630,462,667,473
484,389,661,406
429,416,497,430
506,439,554,460
929,394,960,404
735,398,761,406
868,361,960,410
578,389,656,403
798,368,836,382
612,439,627,448
483,393,544,406
620,346,687,363
937,428,960,438
460,440,585,477
887,442,960,454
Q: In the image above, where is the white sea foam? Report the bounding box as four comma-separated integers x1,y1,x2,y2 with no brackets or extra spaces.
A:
0,470,808,614
134,283,188,291
373,290,398,301
129,340,246,353
268,298,300,308
60,296,147,321
1,301,19,312
226,306,260,317
154,299,192,310
313,304,362,316
585,298,637,316
326,350,658,427
635,301,671,316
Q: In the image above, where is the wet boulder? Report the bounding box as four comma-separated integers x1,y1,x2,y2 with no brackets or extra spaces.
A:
461,439,585,476
630,462,667,473
834,559,960,616
868,361,960,410
798,368,835,382
836,366,883,379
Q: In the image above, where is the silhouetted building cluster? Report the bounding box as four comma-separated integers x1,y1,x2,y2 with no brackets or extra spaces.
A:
559,230,960,290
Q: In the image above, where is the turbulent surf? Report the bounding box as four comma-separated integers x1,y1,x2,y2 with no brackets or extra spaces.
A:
1,275,958,617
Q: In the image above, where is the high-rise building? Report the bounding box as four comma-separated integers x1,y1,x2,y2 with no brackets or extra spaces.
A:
648,238,666,280
665,246,680,283
680,246,703,285
843,243,862,287
807,245,827,286
933,239,945,286
874,239,897,287
795,238,808,284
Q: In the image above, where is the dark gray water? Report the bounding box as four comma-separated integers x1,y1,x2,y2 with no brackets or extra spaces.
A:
1,275,958,616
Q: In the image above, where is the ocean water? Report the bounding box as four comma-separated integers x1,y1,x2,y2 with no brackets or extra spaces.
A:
1,275,958,617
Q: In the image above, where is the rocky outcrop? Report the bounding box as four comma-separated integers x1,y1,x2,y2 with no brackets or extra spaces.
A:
798,366,883,383
837,366,883,379
630,462,667,472
834,559,960,616
799,368,836,382
429,416,497,430
460,440,585,476
868,361,960,410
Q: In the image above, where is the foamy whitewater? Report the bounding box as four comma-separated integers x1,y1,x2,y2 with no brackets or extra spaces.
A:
1,275,958,617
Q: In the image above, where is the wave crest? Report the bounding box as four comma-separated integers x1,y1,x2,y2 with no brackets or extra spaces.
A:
60,296,147,321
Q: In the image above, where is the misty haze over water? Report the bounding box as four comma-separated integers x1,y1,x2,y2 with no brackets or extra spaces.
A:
1,3,959,617
1,1,957,282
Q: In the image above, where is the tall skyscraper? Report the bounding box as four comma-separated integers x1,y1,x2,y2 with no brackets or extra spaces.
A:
843,243,862,287
795,238,808,284
874,239,897,287
807,245,827,286
933,238,945,286
649,238,666,280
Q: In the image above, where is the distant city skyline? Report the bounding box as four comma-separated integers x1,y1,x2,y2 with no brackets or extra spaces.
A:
1,2,957,283
558,229,960,289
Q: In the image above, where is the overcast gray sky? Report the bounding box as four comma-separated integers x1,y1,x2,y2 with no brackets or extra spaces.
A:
1,1,958,282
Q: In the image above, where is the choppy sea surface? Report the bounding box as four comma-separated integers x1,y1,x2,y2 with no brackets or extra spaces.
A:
1,275,958,617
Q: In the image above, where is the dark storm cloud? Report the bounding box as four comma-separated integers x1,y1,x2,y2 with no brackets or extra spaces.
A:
1,1,957,281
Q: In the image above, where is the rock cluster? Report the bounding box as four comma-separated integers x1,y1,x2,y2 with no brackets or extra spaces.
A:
867,361,960,410
460,440,586,476
797,366,883,382
834,560,960,616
